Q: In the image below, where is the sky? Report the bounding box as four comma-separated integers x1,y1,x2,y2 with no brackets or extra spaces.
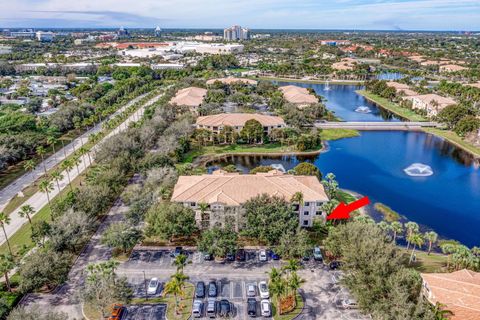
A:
0,0,479,31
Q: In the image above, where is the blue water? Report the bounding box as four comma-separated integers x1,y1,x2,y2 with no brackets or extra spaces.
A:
212,82,480,247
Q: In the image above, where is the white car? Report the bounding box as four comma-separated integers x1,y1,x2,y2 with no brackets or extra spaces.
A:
259,250,268,262
258,281,269,299
147,277,160,295
247,283,256,297
261,299,271,317
341,298,358,309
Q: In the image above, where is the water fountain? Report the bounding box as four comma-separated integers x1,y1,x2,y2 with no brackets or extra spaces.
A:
403,163,434,177
355,106,372,113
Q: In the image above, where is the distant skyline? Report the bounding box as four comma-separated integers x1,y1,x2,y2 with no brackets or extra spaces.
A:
1,0,479,31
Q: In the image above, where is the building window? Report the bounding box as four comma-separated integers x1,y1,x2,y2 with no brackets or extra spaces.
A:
316,211,322,215
303,220,309,226
304,211,309,216
190,202,196,207
304,202,310,207
316,201,323,206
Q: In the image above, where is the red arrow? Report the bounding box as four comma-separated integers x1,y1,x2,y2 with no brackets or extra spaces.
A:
327,196,370,220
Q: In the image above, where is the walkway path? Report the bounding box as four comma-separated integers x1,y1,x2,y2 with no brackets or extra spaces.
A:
0,92,151,210
315,121,441,130
0,92,164,245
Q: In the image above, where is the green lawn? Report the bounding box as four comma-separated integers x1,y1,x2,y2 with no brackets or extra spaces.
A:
356,90,427,122
423,128,480,158
320,129,360,141
400,249,448,273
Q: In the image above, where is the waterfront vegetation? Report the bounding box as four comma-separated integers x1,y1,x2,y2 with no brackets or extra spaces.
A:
423,128,480,158
319,128,360,141
374,202,401,222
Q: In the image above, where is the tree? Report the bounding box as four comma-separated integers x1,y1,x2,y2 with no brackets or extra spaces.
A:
39,180,54,215
0,212,12,256
101,222,142,254
405,222,419,250
145,203,197,241
240,119,264,144
424,231,438,255
321,173,339,199
0,253,15,292
46,136,58,161
437,104,470,129
197,225,238,258
249,165,274,174
80,260,132,318
276,229,311,259
173,254,190,272
51,170,63,193
36,146,47,175
61,159,74,192
287,271,305,302
243,194,298,246
19,205,34,226
377,221,391,234
293,162,322,179
441,243,458,270
30,220,51,247
407,233,424,264
164,272,189,315
390,221,403,243
430,302,454,320
454,115,480,137
23,160,36,184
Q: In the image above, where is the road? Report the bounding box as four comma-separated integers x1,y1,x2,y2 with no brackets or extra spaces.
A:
0,91,152,211
314,121,441,130
0,92,164,246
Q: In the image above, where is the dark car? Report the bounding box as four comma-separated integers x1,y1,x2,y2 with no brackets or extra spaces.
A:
219,299,232,317
269,249,280,260
204,252,214,261
226,252,235,261
247,298,257,317
196,281,206,298
208,281,218,297
302,251,311,261
171,247,183,257
329,261,343,270
236,249,246,261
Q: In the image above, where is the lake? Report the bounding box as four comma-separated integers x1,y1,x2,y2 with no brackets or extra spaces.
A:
212,82,480,247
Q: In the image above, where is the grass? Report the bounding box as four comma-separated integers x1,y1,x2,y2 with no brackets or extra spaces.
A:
320,128,360,141
272,292,304,320
374,203,401,222
400,249,448,273
423,128,480,158
356,90,427,122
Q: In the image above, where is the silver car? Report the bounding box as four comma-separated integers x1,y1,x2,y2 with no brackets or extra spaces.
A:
193,299,204,318
247,283,256,297
260,299,271,317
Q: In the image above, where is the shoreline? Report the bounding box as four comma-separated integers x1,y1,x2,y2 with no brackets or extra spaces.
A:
356,90,480,159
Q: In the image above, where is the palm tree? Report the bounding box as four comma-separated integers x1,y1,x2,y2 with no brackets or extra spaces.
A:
0,253,15,292
198,202,209,228
287,271,305,307
441,243,458,270
39,180,54,215
173,254,190,272
290,192,304,205
23,159,36,184
282,259,300,273
19,204,34,226
72,156,82,175
425,231,438,255
431,302,454,320
46,136,58,161
269,275,288,315
36,146,47,175
405,222,419,250
79,146,92,166
61,159,74,192
377,221,391,234
164,272,189,315
0,212,13,256
267,266,282,284
51,170,64,192
408,233,424,264
390,221,403,243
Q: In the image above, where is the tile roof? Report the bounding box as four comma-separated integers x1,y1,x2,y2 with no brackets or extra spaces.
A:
407,94,456,107
206,77,258,85
170,87,207,107
196,113,285,128
421,269,480,320
279,85,319,105
386,81,410,90
171,170,328,206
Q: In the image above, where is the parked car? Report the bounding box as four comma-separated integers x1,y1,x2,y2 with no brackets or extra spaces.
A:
269,249,280,260
226,252,235,261
207,298,217,318
219,299,232,317
236,249,246,261
171,246,183,257
147,277,160,295
313,247,323,261
204,252,214,261
258,281,269,299
302,250,311,261
196,281,206,298
259,250,268,262
341,298,358,309
208,281,218,297
247,283,256,297
109,304,125,320
260,300,271,317
247,298,257,317
329,261,342,270
193,299,204,318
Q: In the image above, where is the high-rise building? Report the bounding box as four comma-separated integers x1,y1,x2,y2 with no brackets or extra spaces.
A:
223,25,250,41
36,31,55,42
117,27,129,38
154,26,162,37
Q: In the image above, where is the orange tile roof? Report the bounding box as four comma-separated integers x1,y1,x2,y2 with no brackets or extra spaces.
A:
172,170,328,206
421,270,480,320
170,87,207,107
196,113,285,128
206,77,258,85
279,85,319,104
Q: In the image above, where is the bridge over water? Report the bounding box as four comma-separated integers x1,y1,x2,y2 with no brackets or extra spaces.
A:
314,121,442,131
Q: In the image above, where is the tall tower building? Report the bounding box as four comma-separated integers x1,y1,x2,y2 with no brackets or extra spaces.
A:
155,26,162,37
223,25,250,41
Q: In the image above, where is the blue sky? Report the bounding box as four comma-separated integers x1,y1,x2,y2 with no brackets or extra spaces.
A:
1,0,479,30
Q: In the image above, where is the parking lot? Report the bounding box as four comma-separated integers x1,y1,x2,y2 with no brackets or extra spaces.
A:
118,248,370,320
123,304,166,320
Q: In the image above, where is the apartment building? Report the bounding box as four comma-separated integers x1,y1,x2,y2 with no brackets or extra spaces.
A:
405,94,456,116
279,85,319,106
224,25,250,41
169,87,207,109
171,170,329,230
195,113,286,135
